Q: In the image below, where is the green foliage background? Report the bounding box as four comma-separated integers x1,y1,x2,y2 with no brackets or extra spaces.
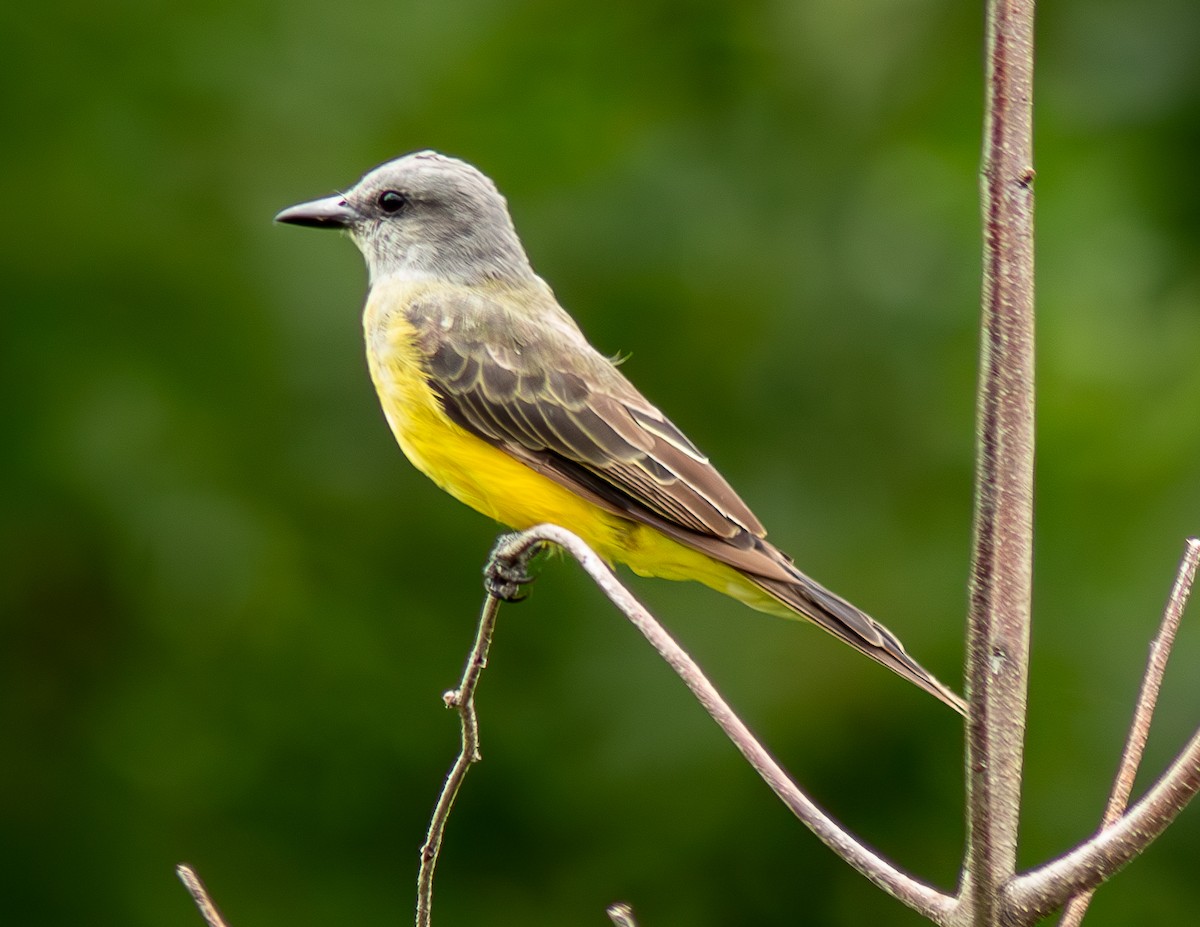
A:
3,1,1199,924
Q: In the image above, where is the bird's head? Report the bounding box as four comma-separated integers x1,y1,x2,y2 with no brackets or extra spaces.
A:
275,150,534,286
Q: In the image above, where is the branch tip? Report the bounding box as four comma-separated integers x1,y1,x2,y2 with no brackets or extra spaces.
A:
176,864,232,927
606,902,639,927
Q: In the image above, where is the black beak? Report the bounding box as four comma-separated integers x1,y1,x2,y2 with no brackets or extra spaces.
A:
274,194,357,229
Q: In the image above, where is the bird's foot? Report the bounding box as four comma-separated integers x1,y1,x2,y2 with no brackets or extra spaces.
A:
484,533,548,602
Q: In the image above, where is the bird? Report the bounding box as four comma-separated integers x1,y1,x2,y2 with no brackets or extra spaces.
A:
275,150,965,714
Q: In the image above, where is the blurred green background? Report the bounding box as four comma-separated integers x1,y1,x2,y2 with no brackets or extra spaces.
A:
3,0,1199,924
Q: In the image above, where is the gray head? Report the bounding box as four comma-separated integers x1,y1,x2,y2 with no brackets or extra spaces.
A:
275,151,535,286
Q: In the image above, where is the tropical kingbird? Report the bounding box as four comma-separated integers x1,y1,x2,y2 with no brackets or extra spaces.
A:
275,150,964,713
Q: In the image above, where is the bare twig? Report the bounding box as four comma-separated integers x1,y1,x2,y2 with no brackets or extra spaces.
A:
1058,538,1200,927
1005,719,1200,922
998,538,1200,924
177,864,232,927
416,592,502,927
960,0,1036,924
491,525,957,925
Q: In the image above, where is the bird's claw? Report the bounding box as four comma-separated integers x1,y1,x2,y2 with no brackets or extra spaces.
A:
484,533,546,602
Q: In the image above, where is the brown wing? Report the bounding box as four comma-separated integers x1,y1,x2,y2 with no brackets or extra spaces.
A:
408,292,770,549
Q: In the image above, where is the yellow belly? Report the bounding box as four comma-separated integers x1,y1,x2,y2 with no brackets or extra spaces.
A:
362,280,783,613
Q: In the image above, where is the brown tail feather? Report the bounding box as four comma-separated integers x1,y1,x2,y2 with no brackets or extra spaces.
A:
506,445,965,711
752,571,967,715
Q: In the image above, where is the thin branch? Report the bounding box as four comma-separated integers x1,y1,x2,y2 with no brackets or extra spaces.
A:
492,525,957,925
1005,721,1200,922
177,864,232,927
961,0,1036,924
1058,538,1200,927
416,592,502,927
1003,538,1200,923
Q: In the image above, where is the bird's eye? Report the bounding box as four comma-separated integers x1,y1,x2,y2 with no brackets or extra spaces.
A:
378,190,409,213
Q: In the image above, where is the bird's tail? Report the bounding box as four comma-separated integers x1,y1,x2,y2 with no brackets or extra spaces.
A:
748,568,967,715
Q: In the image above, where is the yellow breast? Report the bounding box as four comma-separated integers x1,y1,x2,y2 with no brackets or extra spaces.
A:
362,278,615,538
360,277,770,610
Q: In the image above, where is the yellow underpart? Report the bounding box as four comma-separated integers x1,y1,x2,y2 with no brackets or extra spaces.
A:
363,278,791,618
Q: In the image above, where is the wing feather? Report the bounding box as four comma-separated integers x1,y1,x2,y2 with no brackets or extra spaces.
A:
409,293,766,544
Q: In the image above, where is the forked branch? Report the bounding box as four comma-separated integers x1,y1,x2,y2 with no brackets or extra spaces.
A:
1006,538,1200,923
1058,538,1200,926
